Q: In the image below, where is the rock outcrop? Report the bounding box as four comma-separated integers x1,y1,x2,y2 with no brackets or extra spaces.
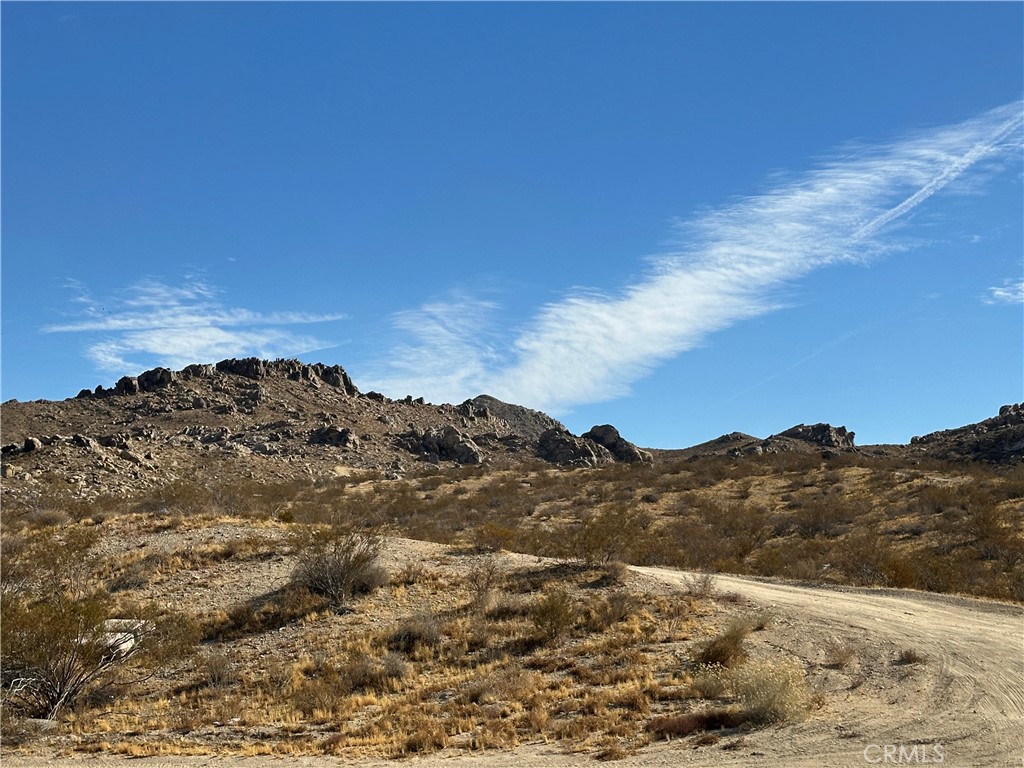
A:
309,425,360,450
536,428,613,467
908,403,1024,464
776,424,856,449
582,424,653,463
400,426,483,465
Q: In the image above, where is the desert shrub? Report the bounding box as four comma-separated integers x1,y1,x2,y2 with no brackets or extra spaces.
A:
344,653,411,692
745,608,777,631
730,659,810,724
290,526,387,607
602,560,631,585
658,518,723,570
471,521,518,553
585,590,639,632
789,495,867,538
822,640,859,669
571,504,652,565
895,647,928,665
530,588,578,641
201,651,237,688
692,619,751,667
461,667,543,705
689,666,729,699
680,571,718,598
388,613,443,654
401,715,449,754
0,528,197,719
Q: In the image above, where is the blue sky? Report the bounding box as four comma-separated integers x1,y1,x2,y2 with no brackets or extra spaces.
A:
2,3,1022,449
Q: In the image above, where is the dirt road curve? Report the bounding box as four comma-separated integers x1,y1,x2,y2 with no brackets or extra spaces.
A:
6,567,1022,768
633,567,1024,768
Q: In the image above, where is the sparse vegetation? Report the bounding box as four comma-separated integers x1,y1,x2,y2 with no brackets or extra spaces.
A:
895,647,929,665
730,659,811,724
290,526,387,607
692,618,752,668
2,394,1021,760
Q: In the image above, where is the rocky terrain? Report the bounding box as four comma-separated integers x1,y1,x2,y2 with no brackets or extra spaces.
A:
0,359,651,503
2,358,1022,765
2,358,1021,508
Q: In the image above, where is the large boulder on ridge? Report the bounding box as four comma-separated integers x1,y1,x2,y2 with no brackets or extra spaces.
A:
582,424,653,463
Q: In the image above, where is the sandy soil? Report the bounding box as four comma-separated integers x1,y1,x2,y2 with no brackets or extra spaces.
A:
5,565,1022,768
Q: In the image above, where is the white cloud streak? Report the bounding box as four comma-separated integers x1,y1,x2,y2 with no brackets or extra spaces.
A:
985,278,1024,305
368,101,1023,411
45,278,344,373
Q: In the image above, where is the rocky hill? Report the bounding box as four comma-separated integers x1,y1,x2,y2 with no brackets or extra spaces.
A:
650,410,1024,466
2,358,1020,506
0,358,650,502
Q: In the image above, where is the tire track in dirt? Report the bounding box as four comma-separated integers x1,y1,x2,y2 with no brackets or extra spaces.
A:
632,567,1024,767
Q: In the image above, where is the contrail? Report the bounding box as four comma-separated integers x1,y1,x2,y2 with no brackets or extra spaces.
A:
366,100,1024,412
852,106,1023,242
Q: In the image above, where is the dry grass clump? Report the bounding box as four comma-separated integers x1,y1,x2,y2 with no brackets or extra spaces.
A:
730,659,811,724
689,665,730,699
895,647,929,665
822,639,860,669
648,707,748,739
692,618,751,667
387,612,444,655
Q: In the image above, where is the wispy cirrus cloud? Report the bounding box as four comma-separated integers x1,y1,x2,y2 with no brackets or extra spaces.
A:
45,278,344,373
985,278,1024,305
367,101,1023,412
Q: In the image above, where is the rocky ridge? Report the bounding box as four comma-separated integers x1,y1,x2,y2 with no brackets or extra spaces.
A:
2,358,1020,505
0,358,650,501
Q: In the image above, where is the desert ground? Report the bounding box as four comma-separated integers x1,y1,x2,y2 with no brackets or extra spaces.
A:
4,532,1021,767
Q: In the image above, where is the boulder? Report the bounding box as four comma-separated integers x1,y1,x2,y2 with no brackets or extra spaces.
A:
216,357,267,380
181,364,216,379
420,426,483,465
137,367,175,391
23,437,43,453
536,428,613,467
399,426,483,464
582,424,653,463
114,376,140,396
309,425,360,449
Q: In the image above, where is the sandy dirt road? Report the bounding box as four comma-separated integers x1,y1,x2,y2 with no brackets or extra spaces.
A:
630,567,1024,767
6,566,1022,768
